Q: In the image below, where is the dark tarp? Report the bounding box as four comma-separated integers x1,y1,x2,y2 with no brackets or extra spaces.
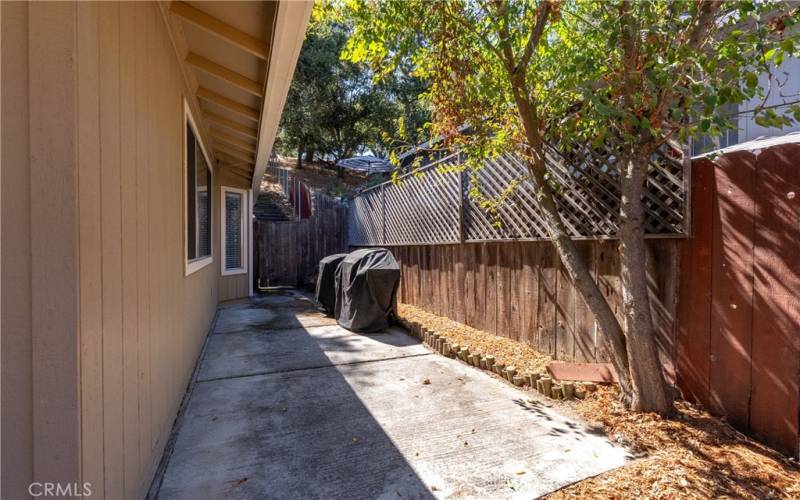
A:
334,248,400,332
315,253,348,315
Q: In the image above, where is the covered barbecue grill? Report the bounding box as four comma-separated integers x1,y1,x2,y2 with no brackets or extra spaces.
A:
315,253,348,315
334,248,400,332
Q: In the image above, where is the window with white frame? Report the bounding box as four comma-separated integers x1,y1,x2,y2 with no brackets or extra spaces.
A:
221,187,247,275
185,102,213,275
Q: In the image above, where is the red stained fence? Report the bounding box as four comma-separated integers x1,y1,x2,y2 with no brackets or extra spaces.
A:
677,143,800,457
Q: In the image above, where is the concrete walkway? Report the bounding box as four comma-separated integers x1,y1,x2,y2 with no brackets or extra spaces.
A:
155,291,628,499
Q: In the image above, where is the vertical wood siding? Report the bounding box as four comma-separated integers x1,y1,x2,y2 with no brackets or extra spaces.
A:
3,2,44,498
76,3,219,498
2,3,221,498
82,3,219,497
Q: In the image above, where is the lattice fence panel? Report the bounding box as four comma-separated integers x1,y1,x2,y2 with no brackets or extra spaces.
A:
348,188,384,245
383,165,461,245
348,144,687,246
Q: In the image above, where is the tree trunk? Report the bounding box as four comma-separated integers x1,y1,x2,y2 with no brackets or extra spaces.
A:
524,153,633,400
296,146,304,169
508,88,634,400
618,154,674,415
305,148,314,163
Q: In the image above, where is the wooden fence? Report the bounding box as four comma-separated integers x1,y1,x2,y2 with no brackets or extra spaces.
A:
383,141,799,458
676,143,800,458
391,239,679,383
254,204,348,288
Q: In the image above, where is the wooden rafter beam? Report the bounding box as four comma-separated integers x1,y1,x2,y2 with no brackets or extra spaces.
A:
216,146,255,165
212,129,257,154
204,111,258,139
218,158,253,171
185,52,263,97
220,163,251,173
218,159,252,172
218,165,252,182
197,87,260,122
215,143,255,164
214,147,253,166
221,162,254,176
170,1,268,60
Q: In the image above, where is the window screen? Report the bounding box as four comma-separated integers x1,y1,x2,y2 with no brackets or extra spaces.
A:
187,124,212,261
225,191,244,270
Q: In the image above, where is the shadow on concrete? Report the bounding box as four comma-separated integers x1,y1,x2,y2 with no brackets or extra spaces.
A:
157,290,435,500
512,398,608,441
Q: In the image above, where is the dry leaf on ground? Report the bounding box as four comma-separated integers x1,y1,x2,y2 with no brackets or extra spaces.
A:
398,303,800,499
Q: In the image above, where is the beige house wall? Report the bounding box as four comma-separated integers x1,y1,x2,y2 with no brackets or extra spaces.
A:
2,2,224,498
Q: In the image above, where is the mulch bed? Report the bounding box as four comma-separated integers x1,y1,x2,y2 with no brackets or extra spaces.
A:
397,303,552,376
548,386,800,499
397,303,800,499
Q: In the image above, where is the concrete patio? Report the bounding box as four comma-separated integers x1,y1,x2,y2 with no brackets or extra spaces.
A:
154,290,628,499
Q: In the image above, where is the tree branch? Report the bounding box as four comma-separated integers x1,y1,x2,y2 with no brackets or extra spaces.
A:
516,0,554,74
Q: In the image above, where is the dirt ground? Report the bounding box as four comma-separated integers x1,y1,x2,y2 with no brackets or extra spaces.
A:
397,303,800,499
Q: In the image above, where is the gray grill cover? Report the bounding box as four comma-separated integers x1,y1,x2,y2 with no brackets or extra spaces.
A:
334,248,400,332
315,253,348,315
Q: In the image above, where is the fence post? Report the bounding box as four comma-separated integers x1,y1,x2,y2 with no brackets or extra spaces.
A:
381,183,387,245
458,152,466,243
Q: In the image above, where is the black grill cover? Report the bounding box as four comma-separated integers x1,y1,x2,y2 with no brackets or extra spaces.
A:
315,253,348,315
334,248,400,332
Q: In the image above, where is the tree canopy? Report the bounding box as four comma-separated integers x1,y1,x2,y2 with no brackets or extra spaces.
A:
345,0,799,162
343,0,800,414
276,9,430,166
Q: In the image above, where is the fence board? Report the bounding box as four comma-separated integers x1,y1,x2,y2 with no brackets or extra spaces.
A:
254,204,347,288
675,145,800,457
595,240,620,363
392,240,676,367
537,245,558,355
676,160,714,404
454,245,466,323
749,144,800,456
575,243,596,362
497,244,512,338
464,244,478,328
509,243,523,342
556,256,576,360
520,243,539,348
485,244,498,335
708,150,756,431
